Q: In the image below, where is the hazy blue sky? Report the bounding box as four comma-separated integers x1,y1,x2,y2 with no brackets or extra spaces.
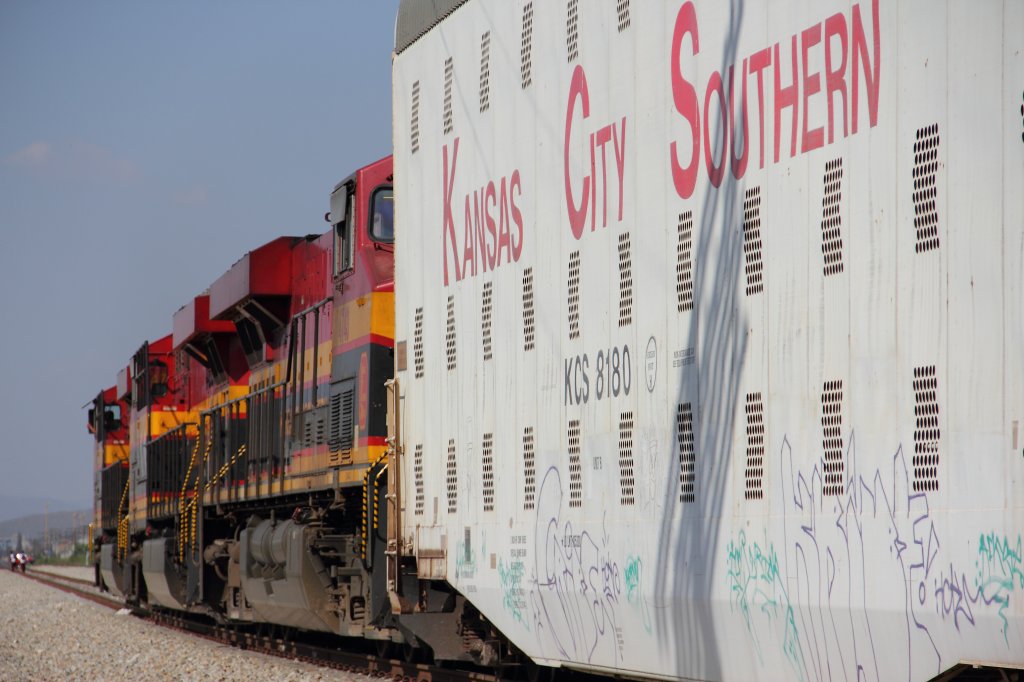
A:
0,1,400,513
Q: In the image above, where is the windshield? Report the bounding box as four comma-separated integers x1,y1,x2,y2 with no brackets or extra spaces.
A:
370,187,394,243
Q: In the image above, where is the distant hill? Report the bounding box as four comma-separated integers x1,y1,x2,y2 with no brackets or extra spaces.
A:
0,509,91,540
0,495,91,527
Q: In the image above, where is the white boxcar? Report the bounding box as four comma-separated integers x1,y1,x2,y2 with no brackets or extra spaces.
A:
391,1,1024,679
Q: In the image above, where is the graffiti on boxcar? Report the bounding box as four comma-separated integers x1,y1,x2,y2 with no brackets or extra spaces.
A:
727,434,1022,680
624,554,653,634
974,531,1024,644
724,530,805,677
499,557,529,629
530,466,624,663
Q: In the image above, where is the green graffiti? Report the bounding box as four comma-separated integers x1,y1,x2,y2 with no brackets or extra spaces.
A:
624,555,641,602
455,540,476,581
975,531,1024,645
624,555,652,633
498,559,528,629
726,530,805,680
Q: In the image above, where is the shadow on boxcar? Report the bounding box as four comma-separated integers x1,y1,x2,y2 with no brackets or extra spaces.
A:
653,2,746,679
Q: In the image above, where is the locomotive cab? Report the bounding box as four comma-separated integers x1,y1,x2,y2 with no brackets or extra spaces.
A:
89,385,129,592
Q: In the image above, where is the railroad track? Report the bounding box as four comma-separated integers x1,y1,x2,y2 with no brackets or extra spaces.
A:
15,567,122,610
17,568,498,682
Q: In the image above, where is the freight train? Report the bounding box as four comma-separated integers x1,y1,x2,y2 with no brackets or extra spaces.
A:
89,1,1023,680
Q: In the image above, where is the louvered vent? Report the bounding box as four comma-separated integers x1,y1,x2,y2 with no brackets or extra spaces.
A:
616,0,631,31
520,3,534,89
446,295,456,371
913,124,940,253
912,365,940,492
618,232,632,327
743,187,764,296
821,380,844,496
410,81,420,155
329,382,355,461
821,158,844,276
446,439,458,513
618,412,635,506
568,419,582,508
677,403,695,503
414,444,425,516
479,32,490,113
677,211,694,312
481,281,493,361
315,416,325,446
523,268,535,351
568,251,581,339
482,433,495,512
566,0,579,62
443,57,454,136
414,307,424,379
523,427,536,510
744,392,765,500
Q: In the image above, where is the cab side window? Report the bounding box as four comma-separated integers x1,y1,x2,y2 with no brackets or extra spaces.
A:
370,188,394,242
333,189,355,276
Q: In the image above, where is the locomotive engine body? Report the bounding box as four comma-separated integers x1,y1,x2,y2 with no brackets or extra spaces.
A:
89,156,400,645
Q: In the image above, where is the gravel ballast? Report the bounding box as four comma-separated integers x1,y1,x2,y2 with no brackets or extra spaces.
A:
27,564,94,580
0,568,377,681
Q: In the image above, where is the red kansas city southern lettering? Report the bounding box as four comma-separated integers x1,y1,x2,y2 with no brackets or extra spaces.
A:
442,138,525,286
564,65,627,240
670,0,880,199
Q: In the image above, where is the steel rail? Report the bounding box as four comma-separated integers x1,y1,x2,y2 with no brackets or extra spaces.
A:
19,569,498,682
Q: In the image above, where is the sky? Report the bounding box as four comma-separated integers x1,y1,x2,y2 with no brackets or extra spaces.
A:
0,1,400,515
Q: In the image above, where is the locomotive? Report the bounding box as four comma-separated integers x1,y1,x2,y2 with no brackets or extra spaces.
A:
91,156,409,649
88,1,1024,680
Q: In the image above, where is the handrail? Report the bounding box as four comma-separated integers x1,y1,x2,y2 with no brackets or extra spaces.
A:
146,421,195,446
200,380,286,416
